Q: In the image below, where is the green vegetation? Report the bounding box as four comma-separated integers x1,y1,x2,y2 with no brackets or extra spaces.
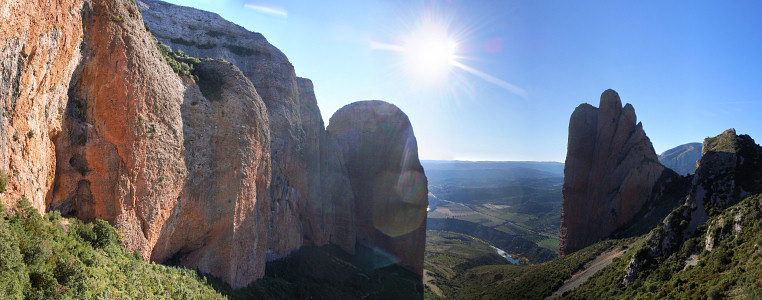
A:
424,237,616,299
170,37,194,46
564,194,762,299
0,198,224,299
427,172,563,255
156,41,200,80
424,230,510,298
110,14,124,23
223,44,258,57
427,218,555,263
0,168,8,193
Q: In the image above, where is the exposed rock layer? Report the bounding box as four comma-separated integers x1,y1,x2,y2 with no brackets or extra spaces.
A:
559,90,671,255
327,101,428,275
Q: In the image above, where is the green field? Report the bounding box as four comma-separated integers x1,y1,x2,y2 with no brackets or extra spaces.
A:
424,161,564,258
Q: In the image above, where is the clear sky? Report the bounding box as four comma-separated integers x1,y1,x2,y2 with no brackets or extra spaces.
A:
158,0,762,162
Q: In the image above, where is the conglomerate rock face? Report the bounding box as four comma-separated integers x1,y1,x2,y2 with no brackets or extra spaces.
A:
0,0,84,212
47,0,272,288
139,0,356,260
559,89,670,256
327,100,428,275
0,0,427,290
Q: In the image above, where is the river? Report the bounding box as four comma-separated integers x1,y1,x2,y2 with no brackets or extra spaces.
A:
489,245,520,264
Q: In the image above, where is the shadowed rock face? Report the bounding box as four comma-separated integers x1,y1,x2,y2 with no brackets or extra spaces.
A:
327,100,428,275
139,0,354,260
559,90,670,256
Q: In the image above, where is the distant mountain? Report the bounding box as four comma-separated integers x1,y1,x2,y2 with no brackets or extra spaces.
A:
658,142,702,175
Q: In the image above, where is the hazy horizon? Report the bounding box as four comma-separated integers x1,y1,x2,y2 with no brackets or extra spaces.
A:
157,0,762,161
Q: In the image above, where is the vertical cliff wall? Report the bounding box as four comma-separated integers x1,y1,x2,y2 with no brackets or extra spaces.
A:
1,0,426,290
0,0,84,212
559,90,672,255
327,101,428,275
45,0,272,288
139,0,357,259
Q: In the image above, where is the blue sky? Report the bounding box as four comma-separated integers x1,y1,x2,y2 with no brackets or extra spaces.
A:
158,0,762,162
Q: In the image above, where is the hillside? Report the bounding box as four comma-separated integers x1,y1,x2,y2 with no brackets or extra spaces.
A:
658,142,702,175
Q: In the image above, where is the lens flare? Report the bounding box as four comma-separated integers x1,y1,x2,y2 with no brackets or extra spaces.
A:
369,9,527,99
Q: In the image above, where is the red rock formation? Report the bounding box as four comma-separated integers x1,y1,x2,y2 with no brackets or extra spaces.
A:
559,90,668,255
327,100,428,275
0,0,84,212
48,0,271,288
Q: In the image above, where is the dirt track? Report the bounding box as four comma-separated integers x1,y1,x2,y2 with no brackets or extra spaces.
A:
546,248,627,299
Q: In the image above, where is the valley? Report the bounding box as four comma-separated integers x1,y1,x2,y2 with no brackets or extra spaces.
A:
424,160,564,255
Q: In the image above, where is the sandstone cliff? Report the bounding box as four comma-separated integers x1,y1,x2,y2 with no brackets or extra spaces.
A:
327,100,428,275
658,142,702,175
0,0,83,212
559,89,673,256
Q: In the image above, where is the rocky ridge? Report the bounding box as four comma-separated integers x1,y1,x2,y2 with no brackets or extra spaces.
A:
621,128,762,285
559,89,676,256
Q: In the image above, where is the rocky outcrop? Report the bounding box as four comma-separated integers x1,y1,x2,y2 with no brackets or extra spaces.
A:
623,129,762,285
658,142,702,175
0,0,84,212
559,90,673,256
46,0,271,288
327,101,428,275
139,0,356,260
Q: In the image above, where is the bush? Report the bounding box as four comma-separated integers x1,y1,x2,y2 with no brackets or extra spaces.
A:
0,169,8,193
93,219,117,249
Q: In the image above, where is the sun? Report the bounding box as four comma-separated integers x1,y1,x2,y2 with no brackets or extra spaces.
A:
401,24,457,84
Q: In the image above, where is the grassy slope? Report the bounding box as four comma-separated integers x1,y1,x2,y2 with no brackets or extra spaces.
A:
424,230,509,298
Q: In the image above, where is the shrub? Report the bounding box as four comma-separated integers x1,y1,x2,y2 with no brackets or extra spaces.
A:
0,168,8,193
92,219,117,249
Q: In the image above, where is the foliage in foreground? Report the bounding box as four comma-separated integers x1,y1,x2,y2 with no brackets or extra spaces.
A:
0,198,224,300
565,194,762,299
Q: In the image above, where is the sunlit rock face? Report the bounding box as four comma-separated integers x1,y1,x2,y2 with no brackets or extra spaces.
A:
0,0,84,212
559,90,671,256
48,0,271,288
327,100,428,275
